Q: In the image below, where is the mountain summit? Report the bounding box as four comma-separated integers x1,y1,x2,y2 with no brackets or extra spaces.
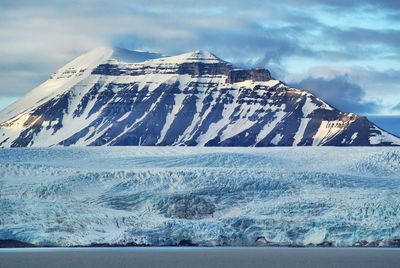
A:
0,47,398,147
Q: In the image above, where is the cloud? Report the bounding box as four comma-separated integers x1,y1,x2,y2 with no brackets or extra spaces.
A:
0,1,319,98
291,75,381,114
277,0,400,9
323,26,400,55
0,0,399,115
393,103,400,111
286,66,400,113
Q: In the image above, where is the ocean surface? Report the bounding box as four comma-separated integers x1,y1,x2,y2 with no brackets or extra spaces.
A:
0,247,399,268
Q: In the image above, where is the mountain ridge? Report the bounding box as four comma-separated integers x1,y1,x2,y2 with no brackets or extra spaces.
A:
0,47,399,147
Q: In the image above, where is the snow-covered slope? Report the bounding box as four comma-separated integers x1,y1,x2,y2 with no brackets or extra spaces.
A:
0,47,398,147
0,147,399,246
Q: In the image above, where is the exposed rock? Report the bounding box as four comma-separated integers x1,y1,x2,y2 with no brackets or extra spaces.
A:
226,68,272,83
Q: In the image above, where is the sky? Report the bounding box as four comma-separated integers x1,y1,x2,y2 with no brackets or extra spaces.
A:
0,0,399,116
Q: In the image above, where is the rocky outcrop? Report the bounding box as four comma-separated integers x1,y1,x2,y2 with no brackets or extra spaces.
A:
227,68,272,83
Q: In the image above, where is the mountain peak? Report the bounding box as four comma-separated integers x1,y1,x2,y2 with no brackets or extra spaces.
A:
149,50,225,65
109,47,163,63
189,50,221,61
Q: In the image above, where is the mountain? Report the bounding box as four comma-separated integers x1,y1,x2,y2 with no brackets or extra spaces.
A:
0,47,399,147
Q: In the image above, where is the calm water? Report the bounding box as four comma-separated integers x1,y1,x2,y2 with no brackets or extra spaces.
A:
0,247,399,268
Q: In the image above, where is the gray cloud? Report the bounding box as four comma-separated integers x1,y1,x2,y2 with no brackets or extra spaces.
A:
285,66,400,113
291,75,381,114
323,27,400,54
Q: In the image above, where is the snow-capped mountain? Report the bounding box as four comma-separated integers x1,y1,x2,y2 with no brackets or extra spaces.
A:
0,47,398,147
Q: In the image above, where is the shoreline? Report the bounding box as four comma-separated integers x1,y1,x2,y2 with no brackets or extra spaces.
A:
1,239,399,249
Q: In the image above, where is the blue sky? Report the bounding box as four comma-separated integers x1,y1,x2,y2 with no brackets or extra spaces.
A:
0,0,399,115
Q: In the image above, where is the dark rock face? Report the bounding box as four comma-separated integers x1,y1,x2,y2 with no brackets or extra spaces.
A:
92,64,124,76
178,62,232,76
92,61,233,77
227,68,272,83
0,49,399,147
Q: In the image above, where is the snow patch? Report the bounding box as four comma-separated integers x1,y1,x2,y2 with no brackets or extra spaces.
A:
294,118,311,146
302,96,319,117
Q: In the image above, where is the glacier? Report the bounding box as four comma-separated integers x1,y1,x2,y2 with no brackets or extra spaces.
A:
0,147,399,247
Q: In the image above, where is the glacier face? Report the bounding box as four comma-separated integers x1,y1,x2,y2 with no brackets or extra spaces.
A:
0,147,399,246
0,47,399,147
